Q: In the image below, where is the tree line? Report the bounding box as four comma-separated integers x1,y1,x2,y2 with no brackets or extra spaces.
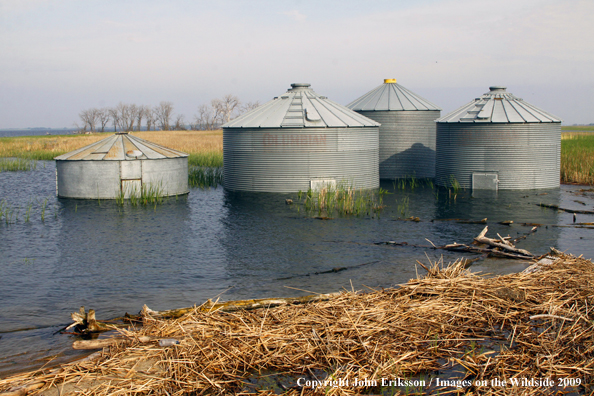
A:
76,95,260,133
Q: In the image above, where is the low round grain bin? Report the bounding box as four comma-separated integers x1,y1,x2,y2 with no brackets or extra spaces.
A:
435,86,561,190
347,79,441,179
223,83,380,193
55,132,188,199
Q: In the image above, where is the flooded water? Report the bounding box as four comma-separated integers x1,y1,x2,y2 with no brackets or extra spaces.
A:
1,162,594,376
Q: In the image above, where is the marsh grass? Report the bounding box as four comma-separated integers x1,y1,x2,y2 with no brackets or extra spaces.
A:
561,132,594,185
0,157,38,172
117,183,166,207
188,167,223,188
295,183,388,217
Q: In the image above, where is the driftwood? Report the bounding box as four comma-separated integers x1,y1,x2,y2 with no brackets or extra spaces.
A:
65,293,342,335
379,226,536,260
538,203,594,214
65,307,117,333
473,226,534,258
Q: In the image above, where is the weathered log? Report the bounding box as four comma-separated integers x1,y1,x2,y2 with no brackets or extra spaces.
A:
537,203,594,214
142,292,343,320
73,336,153,350
474,226,534,257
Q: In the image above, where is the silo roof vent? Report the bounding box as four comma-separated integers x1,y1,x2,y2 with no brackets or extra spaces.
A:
436,86,562,123
223,83,379,128
346,79,441,111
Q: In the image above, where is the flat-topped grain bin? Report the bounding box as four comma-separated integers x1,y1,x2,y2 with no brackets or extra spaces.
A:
55,132,188,199
435,86,561,190
223,83,380,193
347,79,441,179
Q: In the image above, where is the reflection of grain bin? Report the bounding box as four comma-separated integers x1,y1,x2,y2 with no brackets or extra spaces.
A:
436,86,561,190
347,79,441,179
223,83,380,192
55,132,188,199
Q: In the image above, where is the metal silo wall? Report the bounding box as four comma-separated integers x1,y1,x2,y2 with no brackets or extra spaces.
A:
56,160,121,199
435,123,561,189
356,110,440,179
223,127,379,192
142,158,189,196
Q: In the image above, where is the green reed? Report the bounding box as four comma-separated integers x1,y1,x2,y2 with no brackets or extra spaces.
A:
0,157,38,172
295,183,388,218
188,166,223,189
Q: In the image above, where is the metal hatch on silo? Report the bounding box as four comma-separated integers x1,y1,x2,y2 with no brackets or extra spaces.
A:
347,79,441,179
223,83,380,193
55,132,189,199
435,86,561,190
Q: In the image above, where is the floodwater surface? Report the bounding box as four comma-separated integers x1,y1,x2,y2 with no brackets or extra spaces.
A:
1,162,594,376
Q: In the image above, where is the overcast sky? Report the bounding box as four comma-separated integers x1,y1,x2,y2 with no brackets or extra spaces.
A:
1,0,592,129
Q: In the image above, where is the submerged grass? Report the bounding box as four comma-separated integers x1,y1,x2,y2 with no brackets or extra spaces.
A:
295,183,388,218
0,157,38,172
188,166,223,188
116,183,166,207
561,132,594,185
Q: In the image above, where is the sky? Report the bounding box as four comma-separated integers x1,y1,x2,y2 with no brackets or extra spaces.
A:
0,0,593,129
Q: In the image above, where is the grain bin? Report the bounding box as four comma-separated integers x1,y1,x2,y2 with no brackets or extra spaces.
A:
435,86,561,190
55,132,188,199
347,79,441,179
223,83,380,193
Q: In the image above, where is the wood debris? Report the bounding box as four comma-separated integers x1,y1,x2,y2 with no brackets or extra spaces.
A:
1,252,593,395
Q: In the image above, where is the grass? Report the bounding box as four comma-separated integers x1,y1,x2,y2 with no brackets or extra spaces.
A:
115,183,166,207
294,183,388,218
0,157,38,172
189,167,223,188
561,131,594,185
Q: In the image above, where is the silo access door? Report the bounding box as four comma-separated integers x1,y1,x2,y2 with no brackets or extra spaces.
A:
472,172,499,190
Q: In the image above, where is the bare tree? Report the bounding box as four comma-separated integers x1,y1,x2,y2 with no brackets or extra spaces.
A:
108,107,120,132
154,101,174,131
145,107,156,131
79,108,99,132
115,103,135,132
173,114,186,130
136,105,150,131
212,94,240,124
240,101,260,114
97,108,110,132
194,104,215,130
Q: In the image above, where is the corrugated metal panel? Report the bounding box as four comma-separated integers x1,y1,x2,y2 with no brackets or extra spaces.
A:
436,86,562,123
347,80,441,111
435,123,560,190
223,127,379,192
356,110,440,179
54,133,188,161
223,83,380,129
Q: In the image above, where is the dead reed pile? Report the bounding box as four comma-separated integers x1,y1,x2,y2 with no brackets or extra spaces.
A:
1,252,593,395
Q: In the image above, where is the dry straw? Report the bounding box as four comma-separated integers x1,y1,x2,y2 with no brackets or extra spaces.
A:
1,252,593,395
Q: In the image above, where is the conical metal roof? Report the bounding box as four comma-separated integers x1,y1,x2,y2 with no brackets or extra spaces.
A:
223,83,379,128
54,133,188,161
437,86,562,123
347,79,441,111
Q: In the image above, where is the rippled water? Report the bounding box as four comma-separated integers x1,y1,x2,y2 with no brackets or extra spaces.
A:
1,162,594,376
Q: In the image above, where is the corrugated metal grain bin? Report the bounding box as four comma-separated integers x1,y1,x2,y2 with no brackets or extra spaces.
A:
55,132,188,199
347,79,441,179
223,83,380,193
435,86,561,190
